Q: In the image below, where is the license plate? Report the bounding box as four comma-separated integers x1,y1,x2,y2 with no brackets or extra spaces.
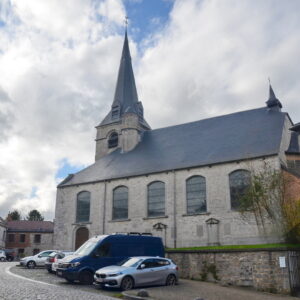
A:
96,278,103,282
57,271,62,276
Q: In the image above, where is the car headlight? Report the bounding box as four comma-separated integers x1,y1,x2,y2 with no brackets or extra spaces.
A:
70,262,80,268
109,272,123,277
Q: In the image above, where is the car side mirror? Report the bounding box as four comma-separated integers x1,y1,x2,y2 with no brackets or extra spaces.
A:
139,264,145,269
38,255,42,258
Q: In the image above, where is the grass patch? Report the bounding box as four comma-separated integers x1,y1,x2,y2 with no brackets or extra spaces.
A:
112,293,123,299
166,243,300,251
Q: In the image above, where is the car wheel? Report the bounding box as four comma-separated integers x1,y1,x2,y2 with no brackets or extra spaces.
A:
7,257,13,262
120,276,134,291
0,257,5,262
166,274,177,286
79,270,94,285
26,261,36,269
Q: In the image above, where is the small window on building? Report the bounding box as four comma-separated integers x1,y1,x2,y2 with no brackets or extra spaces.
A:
19,234,26,243
34,234,41,244
147,181,165,217
76,191,91,223
229,169,251,210
8,234,15,243
108,132,118,148
186,176,207,214
33,249,40,255
112,186,128,220
287,159,300,173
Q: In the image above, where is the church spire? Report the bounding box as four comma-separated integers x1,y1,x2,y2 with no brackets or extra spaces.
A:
100,29,150,129
266,83,282,110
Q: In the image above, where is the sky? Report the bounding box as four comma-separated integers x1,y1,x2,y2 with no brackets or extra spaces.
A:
0,0,300,220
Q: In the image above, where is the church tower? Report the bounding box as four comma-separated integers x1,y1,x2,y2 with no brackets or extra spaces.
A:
95,31,150,161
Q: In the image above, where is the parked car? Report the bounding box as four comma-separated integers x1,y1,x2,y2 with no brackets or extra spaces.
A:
46,251,74,274
20,250,57,269
56,233,164,285
45,251,59,273
0,250,6,261
94,256,178,290
4,249,15,261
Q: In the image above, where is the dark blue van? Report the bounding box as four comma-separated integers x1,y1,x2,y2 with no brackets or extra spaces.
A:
56,233,164,284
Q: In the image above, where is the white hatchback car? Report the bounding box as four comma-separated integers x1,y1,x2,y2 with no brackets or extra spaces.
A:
0,250,6,261
20,250,57,269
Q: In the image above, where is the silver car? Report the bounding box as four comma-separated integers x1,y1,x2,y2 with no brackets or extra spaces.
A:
94,256,178,290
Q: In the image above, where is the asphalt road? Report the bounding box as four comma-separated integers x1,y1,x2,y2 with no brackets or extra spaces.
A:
0,262,117,300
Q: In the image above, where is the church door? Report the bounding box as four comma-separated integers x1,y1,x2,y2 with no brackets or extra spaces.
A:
75,227,89,250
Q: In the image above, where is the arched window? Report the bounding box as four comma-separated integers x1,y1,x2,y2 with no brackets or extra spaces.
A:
112,186,128,220
76,191,90,223
108,132,118,148
148,181,165,217
229,170,251,210
186,176,206,214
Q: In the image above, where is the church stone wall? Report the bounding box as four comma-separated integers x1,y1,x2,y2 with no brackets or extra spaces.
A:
54,156,282,250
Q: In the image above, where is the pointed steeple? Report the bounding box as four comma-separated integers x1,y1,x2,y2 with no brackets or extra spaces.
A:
100,30,150,129
266,83,282,110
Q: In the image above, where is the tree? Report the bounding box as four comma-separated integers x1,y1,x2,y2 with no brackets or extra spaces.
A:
7,210,21,221
26,209,44,221
238,161,300,243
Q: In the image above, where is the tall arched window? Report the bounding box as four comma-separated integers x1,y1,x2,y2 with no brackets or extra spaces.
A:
148,181,165,217
76,191,90,223
112,186,128,220
108,132,118,148
186,176,207,214
229,170,251,210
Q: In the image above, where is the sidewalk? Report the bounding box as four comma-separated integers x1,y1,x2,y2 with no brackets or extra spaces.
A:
124,279,297,300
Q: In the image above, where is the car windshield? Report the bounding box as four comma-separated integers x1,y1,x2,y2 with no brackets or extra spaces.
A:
118,257,144,268
74,240,98,256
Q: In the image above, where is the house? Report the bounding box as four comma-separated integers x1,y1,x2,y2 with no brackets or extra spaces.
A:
54,31,300,250
6,221,54,257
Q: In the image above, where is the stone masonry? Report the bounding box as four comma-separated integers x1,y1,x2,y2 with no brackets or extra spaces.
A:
167,249,300,295
54,156,283,251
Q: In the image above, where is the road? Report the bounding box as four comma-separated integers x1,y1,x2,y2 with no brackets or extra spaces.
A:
0,262,116,300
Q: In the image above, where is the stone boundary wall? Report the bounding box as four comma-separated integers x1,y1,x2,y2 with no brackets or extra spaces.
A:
166,248,300,295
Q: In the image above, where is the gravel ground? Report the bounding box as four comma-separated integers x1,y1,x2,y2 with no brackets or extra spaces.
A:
5,262,297,300
1,262,119,300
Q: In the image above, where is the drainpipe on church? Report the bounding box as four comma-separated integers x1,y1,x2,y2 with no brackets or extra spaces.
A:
172,170,177,248
102,181,107,234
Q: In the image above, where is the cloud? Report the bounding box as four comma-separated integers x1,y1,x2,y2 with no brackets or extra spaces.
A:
0,0,127,219
137,0,300,127
0,0,300,220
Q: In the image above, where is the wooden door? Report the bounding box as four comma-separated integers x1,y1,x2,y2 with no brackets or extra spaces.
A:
75,227,89,250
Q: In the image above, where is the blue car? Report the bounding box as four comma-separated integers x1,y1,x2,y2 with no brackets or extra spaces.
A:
56,233,164,284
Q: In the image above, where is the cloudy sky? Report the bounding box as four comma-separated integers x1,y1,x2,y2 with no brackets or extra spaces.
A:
0,0,299,220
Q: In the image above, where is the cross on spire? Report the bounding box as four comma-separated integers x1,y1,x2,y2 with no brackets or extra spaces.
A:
124,16,129,32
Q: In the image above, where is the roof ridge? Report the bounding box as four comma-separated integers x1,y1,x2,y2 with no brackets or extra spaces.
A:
149,107,270,133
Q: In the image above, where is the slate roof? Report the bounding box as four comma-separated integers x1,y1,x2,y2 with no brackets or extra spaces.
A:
59,107,288,187
286,131,300,154
100,31,150,129
7,221,54,233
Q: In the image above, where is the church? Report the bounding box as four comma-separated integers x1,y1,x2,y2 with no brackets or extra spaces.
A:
54,31,300,250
